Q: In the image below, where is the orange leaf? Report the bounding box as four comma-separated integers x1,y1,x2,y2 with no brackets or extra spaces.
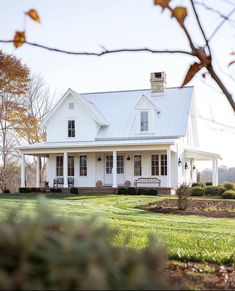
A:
13,31,26,48
201,72,208,79
172,7,187,26
154,0,171,8
27,9,41,23
182,63,202,86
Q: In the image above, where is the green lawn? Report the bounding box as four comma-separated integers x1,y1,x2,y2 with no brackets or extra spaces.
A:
0,194,234,264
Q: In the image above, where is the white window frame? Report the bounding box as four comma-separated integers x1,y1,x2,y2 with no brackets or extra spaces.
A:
140,111,148,132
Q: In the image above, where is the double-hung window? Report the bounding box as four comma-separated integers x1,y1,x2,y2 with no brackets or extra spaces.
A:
56,156,63,176
106,155,113,174
117,156,124,174
151,155,159,175
140,111,148,132
80,156,87,176
68,156,74,176
68,120,75,137
161,155,167,176
134,155,142,176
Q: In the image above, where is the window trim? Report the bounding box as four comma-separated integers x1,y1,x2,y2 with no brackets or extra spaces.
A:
134,155,142,176
56,156,63,177
140,111,149,132
68,120,75,138
80,155,87,176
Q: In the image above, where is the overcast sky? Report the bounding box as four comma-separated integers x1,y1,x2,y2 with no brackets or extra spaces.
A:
1,0,235,168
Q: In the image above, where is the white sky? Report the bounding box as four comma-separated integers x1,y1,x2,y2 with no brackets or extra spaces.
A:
0,0,235,168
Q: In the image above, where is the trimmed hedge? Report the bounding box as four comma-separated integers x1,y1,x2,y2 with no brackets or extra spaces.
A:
118,188,157,195
204,186,225,196
191,186,205,196
70,187,79,194
127,187,137,195
222,190,235,199
50,188,62,193
19,187,41,193
117,187,127,195
191,182,204,187
137,188,158,196
205,182,212,186
223,182,235,191
0,204,169,290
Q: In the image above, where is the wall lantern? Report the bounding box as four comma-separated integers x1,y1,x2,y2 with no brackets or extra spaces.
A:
97,156,102,161
185,162,188,170
178,158,182,166
193,165,196,170
127,156,131,161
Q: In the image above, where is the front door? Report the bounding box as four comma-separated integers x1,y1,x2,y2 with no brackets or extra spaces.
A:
104,155,113,186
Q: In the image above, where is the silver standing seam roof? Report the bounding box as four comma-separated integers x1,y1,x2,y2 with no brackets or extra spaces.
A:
80,86,194,140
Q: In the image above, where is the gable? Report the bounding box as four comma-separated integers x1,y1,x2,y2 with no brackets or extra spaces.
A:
42,89,108,128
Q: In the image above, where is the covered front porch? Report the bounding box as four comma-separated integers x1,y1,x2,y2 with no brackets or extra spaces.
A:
19,142,177,190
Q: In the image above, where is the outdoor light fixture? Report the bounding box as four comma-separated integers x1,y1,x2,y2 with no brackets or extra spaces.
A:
127,156,131,161
193,165,196,170
178,158,182,166
97,156,102,161
185,162,188,170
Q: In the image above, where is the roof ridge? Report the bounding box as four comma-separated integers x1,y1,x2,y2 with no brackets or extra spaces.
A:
78,86,194,95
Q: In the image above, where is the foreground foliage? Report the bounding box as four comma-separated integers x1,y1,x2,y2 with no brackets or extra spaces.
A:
0,200,168,290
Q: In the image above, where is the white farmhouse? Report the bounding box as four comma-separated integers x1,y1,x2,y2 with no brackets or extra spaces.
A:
18,72,220,194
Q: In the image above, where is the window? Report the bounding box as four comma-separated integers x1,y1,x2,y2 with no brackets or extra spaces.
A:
151,155,159,175
134,155,142,176
68,156,74,176
106,155,113,174
117,156,124,174
56,156,63,176
161,155,167,176
140,111,148,132
68,120,75,137
68,103,74,110
80,156,87,176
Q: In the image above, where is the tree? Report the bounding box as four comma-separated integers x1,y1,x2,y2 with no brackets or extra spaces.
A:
0,50,30,191
0,1,234,111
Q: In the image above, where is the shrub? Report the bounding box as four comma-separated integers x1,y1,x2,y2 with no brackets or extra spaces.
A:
3,189,10,194
50,188,62,193
204,186,225,196
205,181,212,186
191,182,204,187
223,182,235,190
137,188,147,195
222,190,235,199
70,187,79,194
117,187,127,195
176,184,191,210
191,186,205,196
127,187,136,195
19,187,30,193
0,202,169,290
146,189,158,196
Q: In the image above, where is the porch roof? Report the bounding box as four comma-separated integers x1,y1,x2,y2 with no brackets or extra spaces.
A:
17,138,176,154
185,148,222,161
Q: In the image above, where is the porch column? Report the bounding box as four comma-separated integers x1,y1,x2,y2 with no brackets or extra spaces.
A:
212,159,218,186
21,153,25,187
36,156,40,188
63,152,68,188
167,149,171,188
112,150,117,188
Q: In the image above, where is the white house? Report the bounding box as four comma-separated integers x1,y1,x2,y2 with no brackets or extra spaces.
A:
18,72,221,193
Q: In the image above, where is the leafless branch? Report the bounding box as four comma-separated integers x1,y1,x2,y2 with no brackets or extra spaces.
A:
0,40,193,57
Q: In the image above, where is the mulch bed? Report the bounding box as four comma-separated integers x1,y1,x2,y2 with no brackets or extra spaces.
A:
138,198,235,218
167,261,235,290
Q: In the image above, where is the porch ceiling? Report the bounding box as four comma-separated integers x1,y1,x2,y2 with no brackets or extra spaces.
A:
185,148,221,161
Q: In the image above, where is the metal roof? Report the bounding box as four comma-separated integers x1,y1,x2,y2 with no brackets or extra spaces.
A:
81,86,194,140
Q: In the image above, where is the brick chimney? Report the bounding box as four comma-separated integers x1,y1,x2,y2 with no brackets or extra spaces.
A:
150,72,166,93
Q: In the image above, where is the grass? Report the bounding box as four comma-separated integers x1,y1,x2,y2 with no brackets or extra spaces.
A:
0,193,234,264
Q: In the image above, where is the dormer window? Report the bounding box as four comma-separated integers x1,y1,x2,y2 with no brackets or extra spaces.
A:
140,111,148,132
68,120,75,137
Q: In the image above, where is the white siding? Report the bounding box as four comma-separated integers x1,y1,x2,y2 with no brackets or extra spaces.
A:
47,94,98,142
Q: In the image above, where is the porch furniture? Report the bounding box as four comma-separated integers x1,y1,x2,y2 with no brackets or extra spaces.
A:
134,177,161,187
53,177,74,188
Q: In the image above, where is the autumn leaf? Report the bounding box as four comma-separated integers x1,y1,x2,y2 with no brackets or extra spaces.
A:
201,72,208,79
27,9,41,23
13,31,26,48
182,63,202,86
154,0,171,9
172,7,187,26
